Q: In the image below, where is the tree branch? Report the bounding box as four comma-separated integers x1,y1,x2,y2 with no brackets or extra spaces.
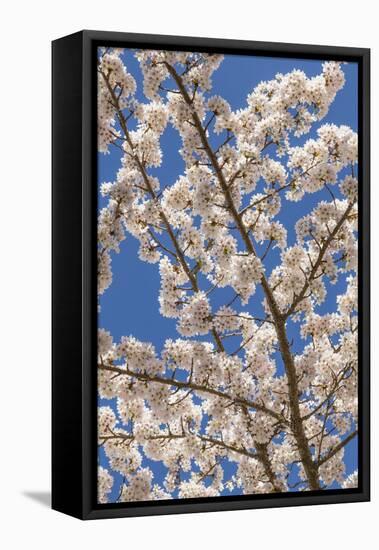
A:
317,430,358,467
285,201,356,319
98,363,287,424
99,68,225,353
164,61,321,491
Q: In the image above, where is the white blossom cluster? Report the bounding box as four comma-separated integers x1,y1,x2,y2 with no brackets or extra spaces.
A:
96,48,359,504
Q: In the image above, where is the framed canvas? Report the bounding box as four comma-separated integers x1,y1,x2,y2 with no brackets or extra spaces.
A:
52,30,370,520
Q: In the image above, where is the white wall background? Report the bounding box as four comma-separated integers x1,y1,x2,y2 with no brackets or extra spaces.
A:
1,0,376,547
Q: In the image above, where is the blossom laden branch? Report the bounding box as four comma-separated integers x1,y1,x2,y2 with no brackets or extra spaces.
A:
317,430,358,467
98,362,288,425
97,50,358,502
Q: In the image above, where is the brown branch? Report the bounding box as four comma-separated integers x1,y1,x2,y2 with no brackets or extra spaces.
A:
99,431,186,444
165,61,321,491
239,160,324,218
302,365,351,421
101,427,282,477
98,363,287,424
317,430,358,467
285,201,356,319
197,433,258,461
99,68,225,353
255,442,283,493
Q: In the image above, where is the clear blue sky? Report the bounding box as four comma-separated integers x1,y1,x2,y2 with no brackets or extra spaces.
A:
98,49,358,502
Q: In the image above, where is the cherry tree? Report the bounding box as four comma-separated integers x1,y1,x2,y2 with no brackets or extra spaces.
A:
97,48,358,503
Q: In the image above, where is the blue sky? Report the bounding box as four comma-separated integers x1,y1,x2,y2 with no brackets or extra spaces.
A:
98,49,358,502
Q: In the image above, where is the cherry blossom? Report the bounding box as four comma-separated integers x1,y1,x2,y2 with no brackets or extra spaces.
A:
97,48,358,503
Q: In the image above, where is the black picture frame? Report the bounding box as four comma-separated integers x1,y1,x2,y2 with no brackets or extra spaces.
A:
52,30,370,520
